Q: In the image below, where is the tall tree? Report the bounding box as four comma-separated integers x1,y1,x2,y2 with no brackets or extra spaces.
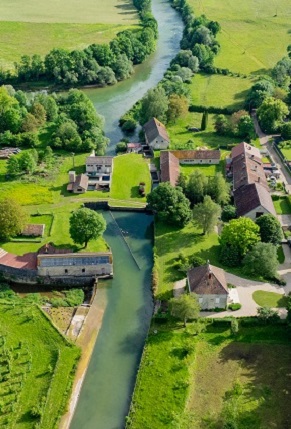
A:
0,199,26,240
167,94,189,123
207,173,230,206
220,217,260,257
69,208,106,248
170,294,200,327
256,214,283,245
186,170,207,204
139,86,169,124
200,111,208,131
243,242,279,278
192,196,221,235
257,96,289,133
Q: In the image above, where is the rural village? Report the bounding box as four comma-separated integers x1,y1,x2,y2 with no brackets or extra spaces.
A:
0,0,291,429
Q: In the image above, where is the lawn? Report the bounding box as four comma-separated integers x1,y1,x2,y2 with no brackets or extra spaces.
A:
180,162,222,177
110,153,151,202
272,196,291,214
189,0,291,75
0,303,80,429
0,0,138,68
167,112,241,151
280,147,291,161
128,321,291,429
252,290,288,308
190,73,253,110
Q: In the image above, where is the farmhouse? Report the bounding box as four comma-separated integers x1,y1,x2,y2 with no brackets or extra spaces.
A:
143,118,170,151
127,143,142,153
187,262,228,310
231,142,276,220
160,149,221,186
67,172,89,194
86,152,114,190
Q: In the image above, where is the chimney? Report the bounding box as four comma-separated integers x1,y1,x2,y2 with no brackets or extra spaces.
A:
69,171,76,183
258,177,260,183
90,149,95,157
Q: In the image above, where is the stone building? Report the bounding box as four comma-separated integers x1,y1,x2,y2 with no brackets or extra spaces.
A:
143,118,170,151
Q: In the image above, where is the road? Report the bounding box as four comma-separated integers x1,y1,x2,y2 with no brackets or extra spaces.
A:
252,113,291,193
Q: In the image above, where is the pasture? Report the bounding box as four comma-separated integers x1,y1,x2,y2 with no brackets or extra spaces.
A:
189,0,291,75
0,0,138,68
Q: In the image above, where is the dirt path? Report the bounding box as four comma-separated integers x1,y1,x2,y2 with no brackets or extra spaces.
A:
59,286,107,429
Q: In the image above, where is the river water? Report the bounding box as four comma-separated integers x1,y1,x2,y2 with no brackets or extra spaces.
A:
70,1,183,428
84,0,184,154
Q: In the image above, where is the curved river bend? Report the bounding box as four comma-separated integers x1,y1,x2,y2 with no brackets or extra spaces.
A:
70,1,183,428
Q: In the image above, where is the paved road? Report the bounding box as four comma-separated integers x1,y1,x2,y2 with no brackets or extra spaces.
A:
252,113,291,193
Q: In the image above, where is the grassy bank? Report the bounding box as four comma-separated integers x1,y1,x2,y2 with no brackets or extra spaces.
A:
0,303,80,429
127,320,291,429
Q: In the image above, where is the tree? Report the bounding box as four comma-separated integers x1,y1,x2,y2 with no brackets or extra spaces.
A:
19,151,37,174
237,115,254,140
30,102,46,126
0,86,22,133
256,214,283,245
21,113,39,132
207,173,230,205
214,114,229,135
146,183,191,227
245,79,274,109
167,94,189,123
257,306,279,324
186,170,207,204
243,242,279,278
201,111,208,131
69,208,106,248
281,122,291,140
257,97,289,133
6,156,20,176
0,199,26,240
192,196,221,235
170,294,200,327
221,205,237,222
139,86,169,124
231,319,239,336
220,217,260,258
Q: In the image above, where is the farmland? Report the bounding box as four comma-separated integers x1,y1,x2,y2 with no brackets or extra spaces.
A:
0,303,80,429
0,0,138,68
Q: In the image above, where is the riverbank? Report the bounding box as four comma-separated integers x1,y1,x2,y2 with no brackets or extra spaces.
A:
60,285,108,429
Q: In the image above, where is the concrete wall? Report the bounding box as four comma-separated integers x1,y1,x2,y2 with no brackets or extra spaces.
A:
38,263,113,278
149,136,169,150
196,293,228,310
180,159,220,165
244,205,271,221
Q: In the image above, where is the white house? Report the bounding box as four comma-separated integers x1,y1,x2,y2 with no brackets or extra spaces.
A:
143,118,170,151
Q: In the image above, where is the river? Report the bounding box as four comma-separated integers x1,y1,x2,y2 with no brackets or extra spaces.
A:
70,1,184,428
84,0,184,154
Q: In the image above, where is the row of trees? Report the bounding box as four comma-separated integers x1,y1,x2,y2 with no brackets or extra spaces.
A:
214,109,255,141
0,2,157,87
0,85,108,156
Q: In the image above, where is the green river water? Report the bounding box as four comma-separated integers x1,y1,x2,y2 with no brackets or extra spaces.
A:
70,1,184,427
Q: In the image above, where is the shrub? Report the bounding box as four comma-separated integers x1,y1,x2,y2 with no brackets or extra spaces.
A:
228,303,241,311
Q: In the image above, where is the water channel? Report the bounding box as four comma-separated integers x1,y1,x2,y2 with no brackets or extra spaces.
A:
70,1,184,428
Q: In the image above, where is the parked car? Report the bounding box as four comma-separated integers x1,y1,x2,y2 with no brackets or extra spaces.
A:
187,126,200,132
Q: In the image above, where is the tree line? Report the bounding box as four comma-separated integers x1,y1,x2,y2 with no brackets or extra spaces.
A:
0,1,157,88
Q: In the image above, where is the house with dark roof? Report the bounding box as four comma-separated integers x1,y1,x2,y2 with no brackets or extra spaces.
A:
160,150,221,186
67,172,89,194
187,262,228,310
143,118,170,151
231,142,276,220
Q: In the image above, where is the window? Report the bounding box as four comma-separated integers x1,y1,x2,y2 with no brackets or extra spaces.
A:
65,269,68,274
200,160,202,163
215,297,220,304
209,160,212,163
82,268,85,273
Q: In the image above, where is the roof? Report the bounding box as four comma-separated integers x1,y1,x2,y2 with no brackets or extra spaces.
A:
187,263,228,295
234,183,276,217
232,152,268,191
127,143,142,148
73,174,88,191
86,156,113,165
160,151,180,186
22,224,45,237
231,142,261,159
170,150,221,160
0,248,37,270
143,118,170,143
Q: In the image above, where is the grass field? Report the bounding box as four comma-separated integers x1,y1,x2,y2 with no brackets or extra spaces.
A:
180,163,222,177
280,147,291,161
0,0,138,68
252,290,288,308
167,112,241,151
110,154,151,202
0,303,80,429
189,0,291,75
273,196,291,214
129,322,291,429
190,74,253,110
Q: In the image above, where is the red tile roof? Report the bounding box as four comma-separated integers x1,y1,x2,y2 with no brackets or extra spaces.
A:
170,150,221,160
160,151,180,186
231,142,261,159
0,250,37,270
187,264,228,295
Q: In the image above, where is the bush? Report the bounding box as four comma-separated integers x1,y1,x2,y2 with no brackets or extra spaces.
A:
228,303,241,311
